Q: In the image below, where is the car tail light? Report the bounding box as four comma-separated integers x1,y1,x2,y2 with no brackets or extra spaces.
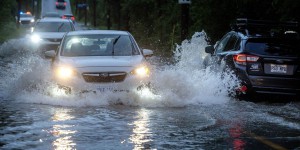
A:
62,16,66,19
71,16,75,20
64,2,67,6
236,85,248,94
55,2,58,5
233,54,259,65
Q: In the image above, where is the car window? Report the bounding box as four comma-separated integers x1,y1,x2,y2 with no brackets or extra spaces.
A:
43,12,60,18
215,33,231,53
223,34,239,51
245,38,300,56
34,22,73,32
61,35,140,56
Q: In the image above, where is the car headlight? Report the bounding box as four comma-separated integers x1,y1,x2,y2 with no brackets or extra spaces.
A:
30,19,35,22
31,34,41,43
55,66,74,79
131,66,150,77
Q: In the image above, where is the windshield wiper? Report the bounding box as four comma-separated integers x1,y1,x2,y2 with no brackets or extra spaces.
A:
112,35,121,56
57,23,64,32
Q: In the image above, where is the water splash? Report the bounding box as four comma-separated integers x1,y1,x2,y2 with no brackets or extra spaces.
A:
149,31,240,106
0,32,241,107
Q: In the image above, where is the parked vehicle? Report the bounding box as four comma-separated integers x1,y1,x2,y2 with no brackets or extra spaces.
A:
30,17,75,52
56,0,66,9
44,30,154,94
204,18,300,98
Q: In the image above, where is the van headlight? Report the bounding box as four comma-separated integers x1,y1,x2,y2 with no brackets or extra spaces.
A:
131,66,150,77
31,34,42,43
55,66,74,79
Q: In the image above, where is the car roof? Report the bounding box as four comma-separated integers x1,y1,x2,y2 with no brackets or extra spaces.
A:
63,14,73,16
66,30,130,36
38,18,71,22
46,11,59,14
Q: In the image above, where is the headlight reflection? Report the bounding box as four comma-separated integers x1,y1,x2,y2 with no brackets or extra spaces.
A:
129,109,153,150
51,109,77,150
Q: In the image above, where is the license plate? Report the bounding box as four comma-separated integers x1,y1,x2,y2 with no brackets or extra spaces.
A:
270,64,287,74
97,87,115,92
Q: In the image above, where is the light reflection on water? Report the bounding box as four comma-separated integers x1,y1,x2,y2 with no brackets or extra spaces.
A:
129,108,153,150
50,109,77,150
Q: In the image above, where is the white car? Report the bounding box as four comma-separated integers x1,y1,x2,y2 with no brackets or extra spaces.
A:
45,30,154,94
30,17,75,52
17,12,35,27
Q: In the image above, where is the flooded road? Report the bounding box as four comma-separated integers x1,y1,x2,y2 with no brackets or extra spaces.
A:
0,33,299,149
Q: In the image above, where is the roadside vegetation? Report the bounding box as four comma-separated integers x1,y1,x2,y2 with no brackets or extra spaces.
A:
1,0,300,55
0,0,23,44
72,0,300,56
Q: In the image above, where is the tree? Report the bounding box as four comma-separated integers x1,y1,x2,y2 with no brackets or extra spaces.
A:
0,0,17,43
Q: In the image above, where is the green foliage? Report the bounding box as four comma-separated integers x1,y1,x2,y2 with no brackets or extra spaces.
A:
81,0,297,55
2,0,300,54
0,0,18,43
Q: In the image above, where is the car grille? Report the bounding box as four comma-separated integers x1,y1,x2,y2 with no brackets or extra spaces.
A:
82,72,127,83
20,21,31,24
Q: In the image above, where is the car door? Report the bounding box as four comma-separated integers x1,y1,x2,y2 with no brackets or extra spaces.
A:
211,32,240,67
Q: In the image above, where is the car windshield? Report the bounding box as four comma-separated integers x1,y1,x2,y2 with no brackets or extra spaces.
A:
20,14,32,17
61,34,140,56
43,12,60,18
245,38,300,57
34,22,73,32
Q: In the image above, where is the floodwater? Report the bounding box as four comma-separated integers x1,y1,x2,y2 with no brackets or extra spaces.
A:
0,32,299,150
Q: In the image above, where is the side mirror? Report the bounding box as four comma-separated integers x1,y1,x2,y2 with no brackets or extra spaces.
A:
45,50,56,59
214,41,220,49
205,45,215,54
143,49,153,57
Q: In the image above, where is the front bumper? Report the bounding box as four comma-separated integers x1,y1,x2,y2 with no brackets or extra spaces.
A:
31,40,60,52
39,43,60,51
53,73,149,93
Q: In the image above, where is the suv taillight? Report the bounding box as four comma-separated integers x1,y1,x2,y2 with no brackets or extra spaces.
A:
233,54,259,65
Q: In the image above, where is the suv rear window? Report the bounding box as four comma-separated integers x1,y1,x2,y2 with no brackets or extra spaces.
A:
245,38,300,57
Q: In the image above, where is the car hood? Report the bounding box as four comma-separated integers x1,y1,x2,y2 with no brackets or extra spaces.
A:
33,32,65,39
59,56,144,68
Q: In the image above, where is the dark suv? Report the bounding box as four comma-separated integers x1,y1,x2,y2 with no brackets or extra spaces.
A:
204,18,300,98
